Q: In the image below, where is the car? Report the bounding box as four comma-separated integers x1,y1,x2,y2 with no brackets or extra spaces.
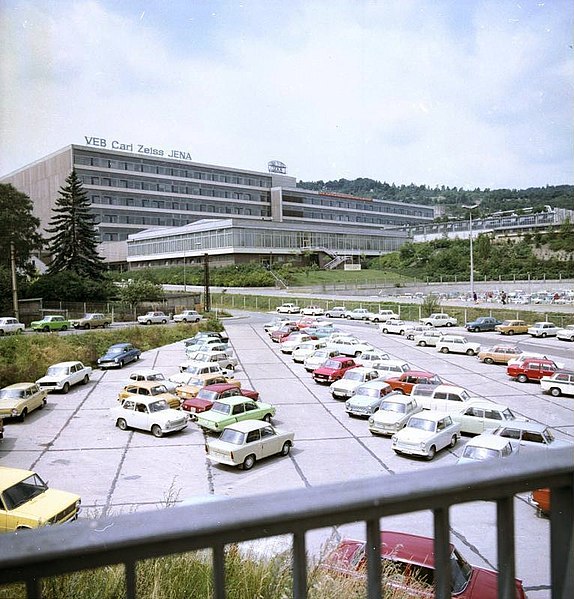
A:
303,348,341,372
186,339,233,358
0,317,25,335
367,395,422,435
69,313,111,329
465,316,502,332
98,343,141,368
495,320,529,335
325,336,372,357
419,313,457,327
301,324,336,339
527,321,559,338
128,369,178,393
183,350,238,372
276,303,301,314
370,360,411,380
344,308,374,320
270,324,300,343
391,411,460,459
0,383,47,421
301,305,324,316
403,324,428,340
386,371,442,395
0,466,81,532
174,360,230,380
368,309,400,323
181,383,259,418
540,370,574,397
451,400,524,435
531,488,551,517
379,319,409,335
330,367,380,400
188,330,229,344
413,329,444,347
295,316,320,330
324,306,347,318
312,356,358,384
30,315,70,332
457,435,517,465
111,397,188,437
280,333,316,354
172,310,201,323
36,361,92,393
556,324,574,341
263,316,292,333
205,420,294,470
118,380,181,409
353,349,391,367
291,339,327,363
323,530,526,599
176,373,239,401
435,335,481,356
411,384,476,413
507,357,557,383
137,311,169,325
344,381,397,417
490,421,573,452
478,345,522,365
195,396,276,433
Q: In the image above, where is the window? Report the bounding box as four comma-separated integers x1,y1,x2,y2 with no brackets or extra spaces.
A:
246,430,260,443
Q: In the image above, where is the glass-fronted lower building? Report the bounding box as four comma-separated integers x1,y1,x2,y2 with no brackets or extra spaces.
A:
1,143,435,266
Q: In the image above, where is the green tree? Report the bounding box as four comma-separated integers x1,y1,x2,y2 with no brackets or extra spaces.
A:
119,279,164,314
26,271,114,302
0,183,43,275
45,170,105,279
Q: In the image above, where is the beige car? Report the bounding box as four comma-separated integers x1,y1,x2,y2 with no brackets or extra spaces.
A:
478,345,522,365
118,381,181,409
176,373,239,401
495,320,529,335
70,313,111,329
0,383,47,421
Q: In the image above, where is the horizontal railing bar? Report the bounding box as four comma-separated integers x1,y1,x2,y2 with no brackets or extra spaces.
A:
0,449,571,586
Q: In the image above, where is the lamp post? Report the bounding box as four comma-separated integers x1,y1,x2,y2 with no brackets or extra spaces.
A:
462,204,479,300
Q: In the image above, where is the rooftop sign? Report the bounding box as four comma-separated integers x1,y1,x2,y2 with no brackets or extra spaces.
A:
84,136,192,161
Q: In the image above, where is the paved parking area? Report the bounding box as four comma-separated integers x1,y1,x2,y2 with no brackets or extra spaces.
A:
2,313,572,597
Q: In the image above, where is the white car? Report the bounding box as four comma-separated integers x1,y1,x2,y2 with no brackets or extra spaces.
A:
137,311,169,325
182,350,237,372
344,308,374,320
379,319,410,335
302,305,324,316
414,329,444,347
490,422,573,452
435,335,481,356
354,350,391,367
303,348,341,372
557,324,574,341
371,360,411,380
326,337,373,357
173,310,201,323
280,333,314,354
451,400,523,435
457,435,517,465
368,310,400,323
0,317,25,335
111,397,188,437
368,395,423,436
263,316,292,333
527,322,559,338
403,324,428,340
391,411,461,460
330,367,380,400
292,340,326,363
128,369,178,393
36,361,92,394
276,303,301,314
324,306,347,318
344,381,397,418
540,370,574,397
419,313,457,327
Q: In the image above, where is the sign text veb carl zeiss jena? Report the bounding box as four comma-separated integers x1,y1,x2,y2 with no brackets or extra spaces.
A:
84,136,192,161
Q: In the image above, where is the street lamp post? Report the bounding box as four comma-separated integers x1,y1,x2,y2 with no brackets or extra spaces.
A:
462,204,479,300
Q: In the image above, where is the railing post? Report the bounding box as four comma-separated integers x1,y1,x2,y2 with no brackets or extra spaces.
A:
550,482,574,599
125,560,136,599
292,531,307,599
434,507,451,599
213,543,226,599
496,496,516,599
366,518,382,599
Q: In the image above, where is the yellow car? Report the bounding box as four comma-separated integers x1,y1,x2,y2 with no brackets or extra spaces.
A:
0,466,81,532
495,320,529,335
118,380,181,409
0,383,47,421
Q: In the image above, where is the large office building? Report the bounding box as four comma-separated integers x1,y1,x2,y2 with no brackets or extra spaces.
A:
1,142,436,267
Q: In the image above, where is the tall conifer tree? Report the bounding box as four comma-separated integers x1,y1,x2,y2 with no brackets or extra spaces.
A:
46,170,105,278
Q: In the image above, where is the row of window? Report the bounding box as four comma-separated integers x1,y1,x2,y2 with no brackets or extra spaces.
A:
283,209,409,226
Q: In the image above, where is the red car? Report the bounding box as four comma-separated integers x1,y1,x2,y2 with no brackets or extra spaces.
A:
270,324,299,343
531,488,550,517
181,383,259,418
312,357,358,384
296,316,319,329
507,357,557,383
324,530,526,598
386,371,442,395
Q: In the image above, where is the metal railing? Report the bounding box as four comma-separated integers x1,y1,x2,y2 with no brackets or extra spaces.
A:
0,448,572,599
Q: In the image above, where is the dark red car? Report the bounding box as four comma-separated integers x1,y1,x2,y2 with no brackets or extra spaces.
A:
386,371,442,395
270,324,299,343
323,530,526,598
312,357,358,384
181,383,259,418
507,357,557,383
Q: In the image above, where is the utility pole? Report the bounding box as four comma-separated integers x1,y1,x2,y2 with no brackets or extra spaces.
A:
10,241,19,321
203,252,211,312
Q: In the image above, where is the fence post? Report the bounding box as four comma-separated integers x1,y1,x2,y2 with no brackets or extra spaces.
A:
255,297,258,310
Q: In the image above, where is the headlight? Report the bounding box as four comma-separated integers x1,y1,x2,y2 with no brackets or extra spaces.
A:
368,417,374,424
114,358,119,363
419,442,426,449
391,435,397,443
11,408,18,416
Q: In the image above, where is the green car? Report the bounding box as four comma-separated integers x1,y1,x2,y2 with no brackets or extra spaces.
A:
30,315,70,332
195,397,276,432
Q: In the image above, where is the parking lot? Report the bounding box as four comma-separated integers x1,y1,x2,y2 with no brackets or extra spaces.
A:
2,312,573,598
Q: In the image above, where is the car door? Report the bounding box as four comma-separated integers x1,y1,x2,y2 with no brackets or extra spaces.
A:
30,385,44,411
131,402,150,430
231,402,245,423
259,425,281,457
459,406,485,435
69,363,82,386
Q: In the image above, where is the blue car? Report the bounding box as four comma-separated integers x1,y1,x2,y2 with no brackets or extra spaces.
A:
98,343,141,369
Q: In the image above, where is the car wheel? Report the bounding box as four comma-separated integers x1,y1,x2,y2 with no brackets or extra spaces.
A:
449,435,458,448
263,413,272,423
84,323,90,329
507,330,514,335
419,341,427,347
541,332,547,338
62,382,70,394
118,360,124,368
146,320,152,325
382,328,388,334
440,347,449,354
43,325,50,332
117,418,128,431
466,349,476,356
549,387,561,397
151,424,163,438
346,315,351,320
425,323,433,327
243,454,256,470
280,442,292,456
484,357,494,364
517,374,528,383
426,445,436,460
40,398,47,409
20,408,28,422
354,351,361,358
182,318,188,323
161,319,167,324
103,322,109,328
61,325,67,331
446,322,453,327
82,375,89,385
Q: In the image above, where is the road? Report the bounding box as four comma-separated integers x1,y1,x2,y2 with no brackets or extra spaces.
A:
2,312,572,598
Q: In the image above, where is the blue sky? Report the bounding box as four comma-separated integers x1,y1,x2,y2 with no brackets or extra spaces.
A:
1,0,572,189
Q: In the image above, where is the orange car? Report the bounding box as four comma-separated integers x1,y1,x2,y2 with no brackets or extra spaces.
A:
495,320,529,335
531,488,550,517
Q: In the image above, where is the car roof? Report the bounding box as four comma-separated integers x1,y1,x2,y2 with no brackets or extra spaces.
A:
549,369,574,376
224,420,273,433
357,380,392,389
48,361,82,368
2,382,37,390
465,435,513,450
124,380,171,390
212,396,255,406
497,421,548,433
109,343,132,348
130,368,162,376
410,411,450,422
0,466,35,489
403,370,435,377
202,383,238,392
464,400,510,411
429,384,467,394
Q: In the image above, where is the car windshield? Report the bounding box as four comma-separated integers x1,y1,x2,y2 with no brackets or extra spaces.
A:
46,366,69,376
2,474,48,510
150,385,168,396
0,389,26,399
381,401,406,413
356,388,379,398
210,402,231,415
185,378,203,387
108,347,126,356
542,429,555,444
149,400,169,413
182,365,201,374
408,418,436,432
197,389,218,401
462,446,499,461
219,429,246,445
324,360,341,369
502,409,515,420
344,371,364,381
147,373,165,381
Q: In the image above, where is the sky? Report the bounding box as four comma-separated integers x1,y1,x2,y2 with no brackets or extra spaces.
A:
1,0,572,190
